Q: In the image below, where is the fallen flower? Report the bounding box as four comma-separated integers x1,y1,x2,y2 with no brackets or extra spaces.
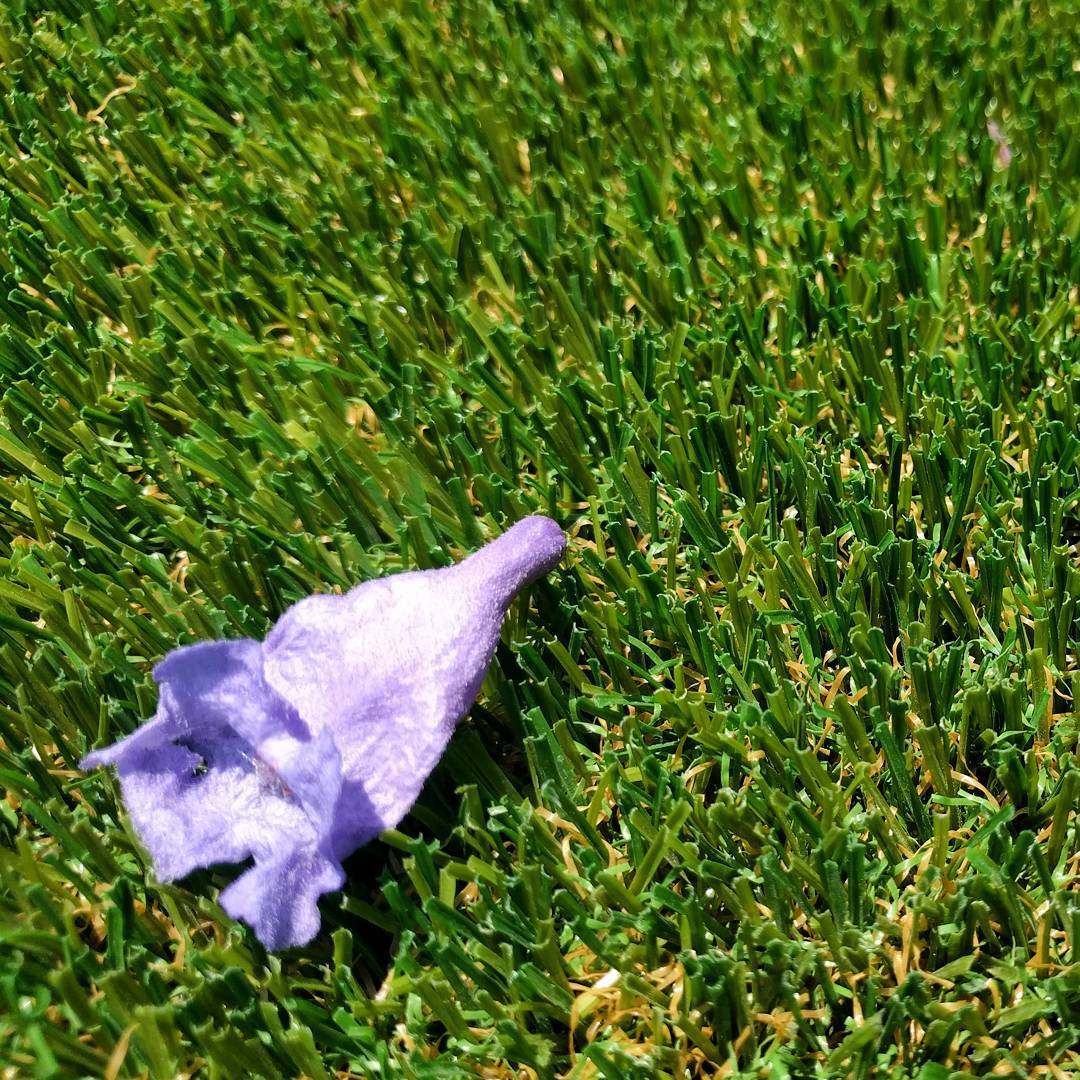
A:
82,515,565,949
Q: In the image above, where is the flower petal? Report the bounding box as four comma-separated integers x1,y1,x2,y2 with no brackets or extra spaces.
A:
82,638,344,885
119,731,317,881
261,588,388,734
261,576,467,833
81,714,177,770
152,637,308,747
219,847,345,951
153,638,347,837
258,725,344,841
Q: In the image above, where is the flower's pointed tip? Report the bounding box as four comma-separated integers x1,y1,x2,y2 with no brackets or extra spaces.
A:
460,514,566,604
80,741,132,771
511,513,565,564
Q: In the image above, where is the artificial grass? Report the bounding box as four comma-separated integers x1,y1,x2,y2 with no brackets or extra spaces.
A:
1,0,1079,1075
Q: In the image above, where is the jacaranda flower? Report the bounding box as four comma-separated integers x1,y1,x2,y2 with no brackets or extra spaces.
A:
82,516,565,949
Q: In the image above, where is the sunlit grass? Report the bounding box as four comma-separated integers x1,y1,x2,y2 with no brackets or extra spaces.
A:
1,0,1079,1075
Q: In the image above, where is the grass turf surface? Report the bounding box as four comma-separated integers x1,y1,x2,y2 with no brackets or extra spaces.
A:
1,0,1080,1075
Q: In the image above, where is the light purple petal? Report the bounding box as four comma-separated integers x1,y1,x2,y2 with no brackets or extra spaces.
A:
152,639,346,834
260,726,345,840
82,639,344,896
81,714,177,770
116,730,317,882
152,638,307,746
219,847,345,951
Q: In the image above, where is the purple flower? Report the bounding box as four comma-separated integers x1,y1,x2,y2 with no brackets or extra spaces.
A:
82,516,565,949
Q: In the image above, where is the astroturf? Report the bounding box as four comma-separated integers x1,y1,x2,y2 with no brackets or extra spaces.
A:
1,0,1079,1076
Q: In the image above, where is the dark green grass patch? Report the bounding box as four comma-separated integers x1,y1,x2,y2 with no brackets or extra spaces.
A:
2,0,1080,1075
